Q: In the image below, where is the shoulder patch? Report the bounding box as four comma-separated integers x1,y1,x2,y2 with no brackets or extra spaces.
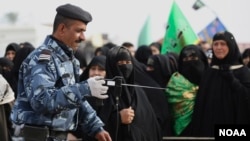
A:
38,49,52,62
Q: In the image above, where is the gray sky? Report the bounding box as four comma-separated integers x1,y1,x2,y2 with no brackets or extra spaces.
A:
0,0,250,46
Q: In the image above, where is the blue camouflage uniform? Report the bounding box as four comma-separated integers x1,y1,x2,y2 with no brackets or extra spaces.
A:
11,35,104,136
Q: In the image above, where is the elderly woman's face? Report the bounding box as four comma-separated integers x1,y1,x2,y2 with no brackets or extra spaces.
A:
212,40,229,60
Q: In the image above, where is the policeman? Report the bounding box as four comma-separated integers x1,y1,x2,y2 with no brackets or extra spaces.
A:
10,3,112,141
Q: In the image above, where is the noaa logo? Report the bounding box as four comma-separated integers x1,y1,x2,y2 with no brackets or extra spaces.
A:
219,129,246,136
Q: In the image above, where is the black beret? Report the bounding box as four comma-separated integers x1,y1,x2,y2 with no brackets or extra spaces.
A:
56,3,92,24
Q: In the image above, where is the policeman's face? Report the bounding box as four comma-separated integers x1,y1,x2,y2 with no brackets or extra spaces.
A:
63,20,87,51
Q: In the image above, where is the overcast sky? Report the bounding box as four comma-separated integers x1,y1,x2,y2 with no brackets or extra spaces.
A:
0,0,250,46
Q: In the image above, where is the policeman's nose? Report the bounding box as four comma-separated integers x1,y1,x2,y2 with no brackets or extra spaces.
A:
80,32,85,41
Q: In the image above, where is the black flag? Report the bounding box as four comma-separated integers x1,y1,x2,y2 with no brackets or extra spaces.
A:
192,0,205,10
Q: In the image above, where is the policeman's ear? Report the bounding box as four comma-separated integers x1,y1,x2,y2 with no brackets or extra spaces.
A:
57,23,67,35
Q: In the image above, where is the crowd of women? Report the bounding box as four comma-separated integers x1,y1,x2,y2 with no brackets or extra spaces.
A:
1,30,250,141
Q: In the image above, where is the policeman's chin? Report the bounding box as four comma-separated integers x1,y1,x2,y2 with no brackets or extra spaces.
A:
73,46,79,51
73,41,83,51
71,43,80,51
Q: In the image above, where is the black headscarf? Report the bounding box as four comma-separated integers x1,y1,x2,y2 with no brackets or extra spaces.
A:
98,42,117,56
0,57,14,85
146,54,178,87
242,48,250,67
211,31,243,66
178,45,208,85
74,47,87,70
4,42,20,57
12,43,35,78
105,46,135,107
80,55,106,81
134,45,152,66
11,44,35,96
242,48,250,59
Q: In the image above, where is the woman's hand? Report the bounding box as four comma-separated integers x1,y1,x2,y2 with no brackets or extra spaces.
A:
120,106,135,124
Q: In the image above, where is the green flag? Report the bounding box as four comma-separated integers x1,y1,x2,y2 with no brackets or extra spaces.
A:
137,15,153,47
161,1,199,54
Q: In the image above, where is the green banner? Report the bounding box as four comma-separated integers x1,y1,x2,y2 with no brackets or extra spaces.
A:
161,1,199,54
137,15,153,47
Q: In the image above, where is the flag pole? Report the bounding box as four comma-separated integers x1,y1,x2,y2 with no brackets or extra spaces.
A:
204,3,218,17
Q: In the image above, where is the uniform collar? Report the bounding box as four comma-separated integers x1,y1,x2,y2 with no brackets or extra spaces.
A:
50,35,74,59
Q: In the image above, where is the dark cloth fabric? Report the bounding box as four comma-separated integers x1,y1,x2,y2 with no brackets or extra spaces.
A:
0,57,14,69
0,57,14,87
0,105,11,141
178,45,208,85
189,31,250,137
146,54,178,88
167,52,179,70
4,42,20,57
56,3,92,24
241,48,250,68
11,45,35,96
134,59,173,136
94,42,117,57
242,48,250,59
98,46,162,141
74,47,87,69
134,45,152,66
190,67,250,137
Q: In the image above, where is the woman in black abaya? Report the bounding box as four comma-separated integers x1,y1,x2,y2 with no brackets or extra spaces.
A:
98,46,162,141
191,31,250,137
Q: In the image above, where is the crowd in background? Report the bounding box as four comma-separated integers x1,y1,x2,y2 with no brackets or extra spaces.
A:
1,29,250,141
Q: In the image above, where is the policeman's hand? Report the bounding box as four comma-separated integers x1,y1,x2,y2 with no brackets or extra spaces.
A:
87,76,109,99
95,130,112,141
12,123,24,136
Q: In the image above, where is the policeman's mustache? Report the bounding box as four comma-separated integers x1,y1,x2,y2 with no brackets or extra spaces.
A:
76,39,83,43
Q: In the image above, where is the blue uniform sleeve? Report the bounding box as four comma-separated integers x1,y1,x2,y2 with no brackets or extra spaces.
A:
78,100,105,137
21,53,91,114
